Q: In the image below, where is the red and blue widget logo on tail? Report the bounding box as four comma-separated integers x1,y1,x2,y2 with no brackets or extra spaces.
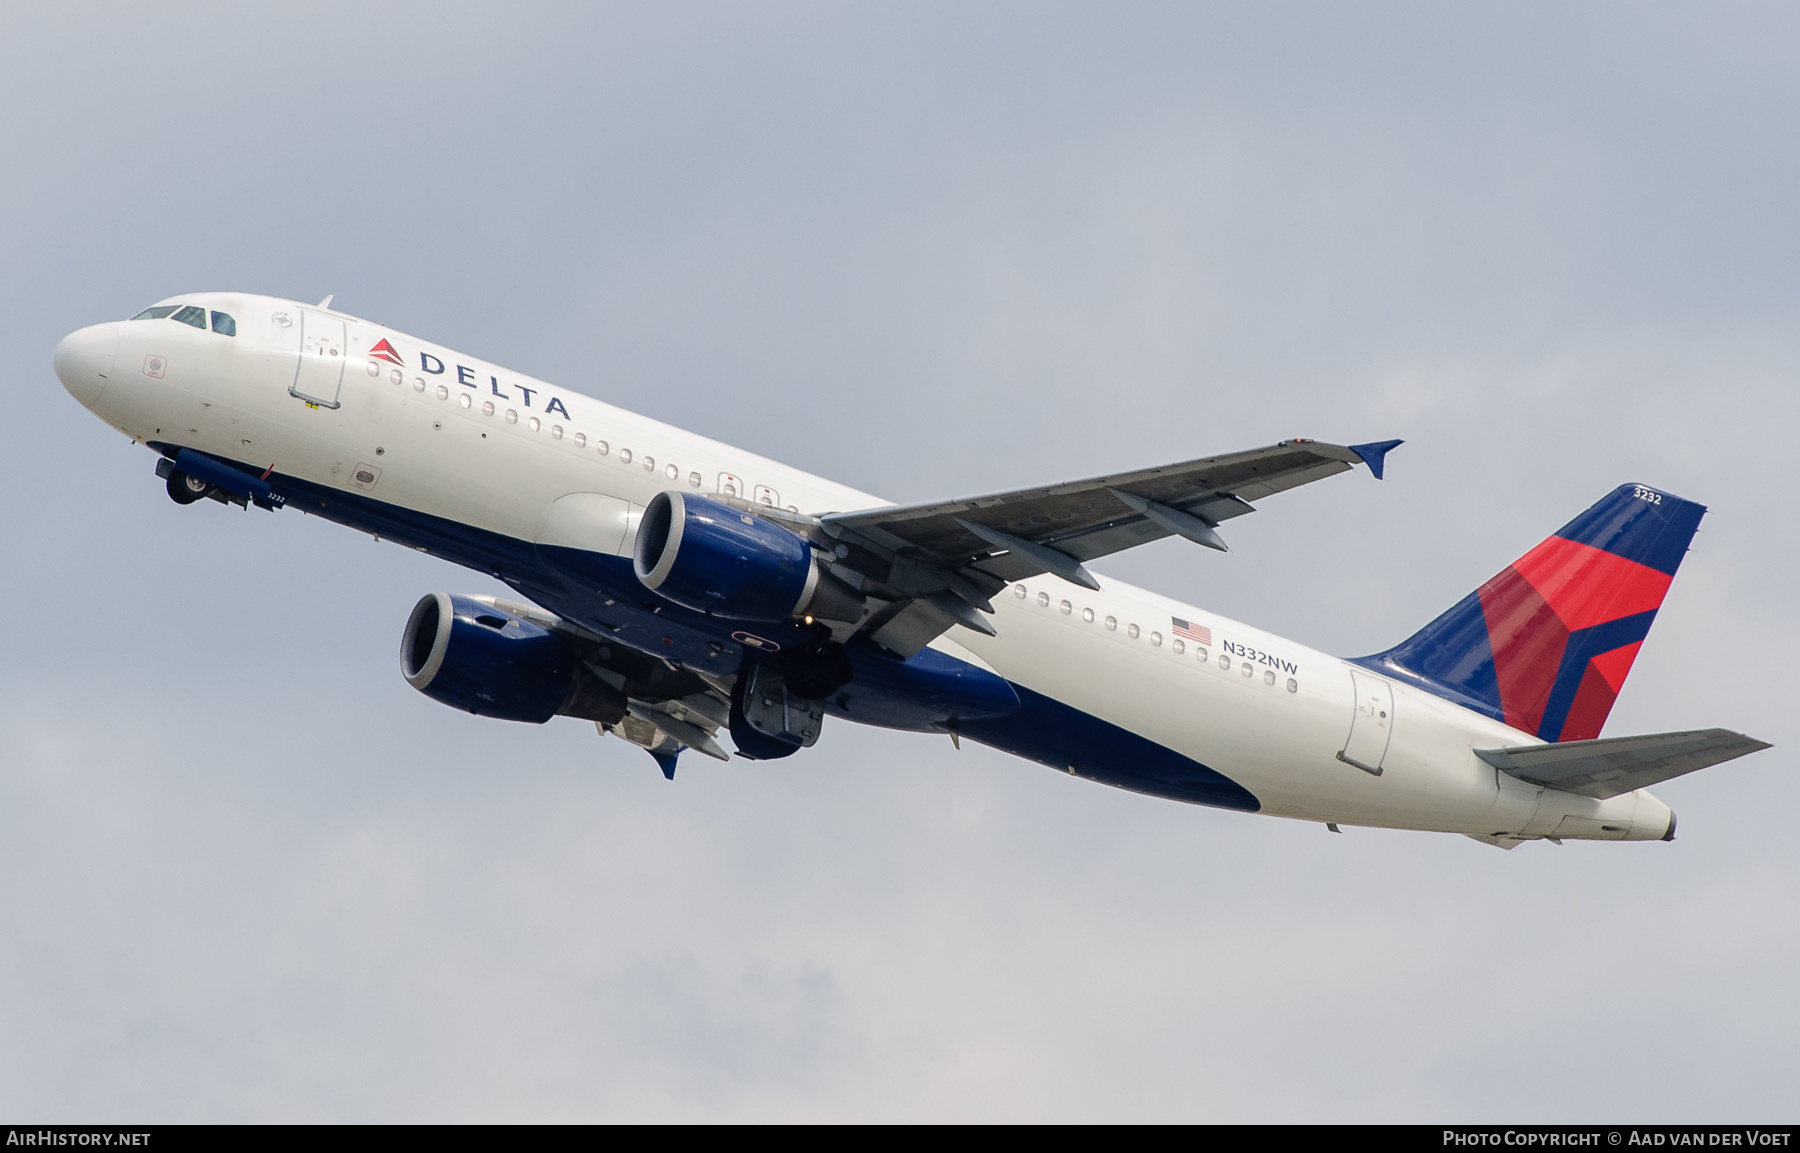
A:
1360,485,1705,743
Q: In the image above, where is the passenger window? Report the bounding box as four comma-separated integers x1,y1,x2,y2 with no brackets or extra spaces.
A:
210,311,236,336
130,306,179,320
171,305,207,328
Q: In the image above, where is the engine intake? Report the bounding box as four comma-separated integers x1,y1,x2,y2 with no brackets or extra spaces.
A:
633,491,864,623
401,593,627,725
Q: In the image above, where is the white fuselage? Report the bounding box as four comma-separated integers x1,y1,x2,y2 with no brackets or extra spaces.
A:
59,293,1672,842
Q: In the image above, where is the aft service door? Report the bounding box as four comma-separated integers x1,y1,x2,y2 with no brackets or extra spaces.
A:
291,310,346,408
1339,670,1394,775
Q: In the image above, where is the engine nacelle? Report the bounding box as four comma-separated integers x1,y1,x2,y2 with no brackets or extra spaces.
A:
633,491,864,623
400,593,627,725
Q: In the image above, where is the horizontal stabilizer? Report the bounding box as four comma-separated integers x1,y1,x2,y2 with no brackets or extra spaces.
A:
1475,728,1770,800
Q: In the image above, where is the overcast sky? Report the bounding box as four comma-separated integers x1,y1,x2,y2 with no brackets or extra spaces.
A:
2,2,1796,1121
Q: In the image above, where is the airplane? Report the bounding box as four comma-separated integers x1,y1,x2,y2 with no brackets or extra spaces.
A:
52,292,1770,849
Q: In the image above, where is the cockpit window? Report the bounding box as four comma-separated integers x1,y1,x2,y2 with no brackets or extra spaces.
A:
210,311,236,336
171,305,208,329
131,305,180,320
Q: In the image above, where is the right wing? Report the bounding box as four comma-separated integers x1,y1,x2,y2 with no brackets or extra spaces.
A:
805,438,1400,656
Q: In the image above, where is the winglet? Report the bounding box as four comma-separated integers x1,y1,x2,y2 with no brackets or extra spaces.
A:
316,294,334,309
649,748,680,780
1348,439,1403,480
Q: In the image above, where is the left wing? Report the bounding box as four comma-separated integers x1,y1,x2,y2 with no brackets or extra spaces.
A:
807,438,1400,657
469,595,736,773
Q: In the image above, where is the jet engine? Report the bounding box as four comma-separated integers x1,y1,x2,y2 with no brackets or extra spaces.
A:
400,593,627,725
633,491,864,623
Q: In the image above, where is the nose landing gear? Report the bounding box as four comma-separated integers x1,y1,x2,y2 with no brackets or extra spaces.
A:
165,470,212,505
153,456,251,508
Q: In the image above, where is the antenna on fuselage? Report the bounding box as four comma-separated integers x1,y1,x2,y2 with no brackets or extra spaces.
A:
316,294,334,309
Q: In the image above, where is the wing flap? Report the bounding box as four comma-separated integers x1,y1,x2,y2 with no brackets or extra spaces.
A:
1474,728,1770,800
1035,516,1170,564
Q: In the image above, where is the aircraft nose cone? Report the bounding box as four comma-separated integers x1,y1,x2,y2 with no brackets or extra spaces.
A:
54,323,120,407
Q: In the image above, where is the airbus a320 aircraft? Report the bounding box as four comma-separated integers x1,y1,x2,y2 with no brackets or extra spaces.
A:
54,293,1770,848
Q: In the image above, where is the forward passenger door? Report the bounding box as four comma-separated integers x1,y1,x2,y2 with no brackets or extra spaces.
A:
290,311,346,408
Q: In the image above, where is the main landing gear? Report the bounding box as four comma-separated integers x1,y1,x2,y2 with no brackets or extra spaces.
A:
728,643,854,761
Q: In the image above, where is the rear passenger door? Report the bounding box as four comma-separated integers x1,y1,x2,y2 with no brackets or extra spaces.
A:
1339,670,1394,775
290,311,346,408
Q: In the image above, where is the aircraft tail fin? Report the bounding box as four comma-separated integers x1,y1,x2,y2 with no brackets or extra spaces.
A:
1358,484,1706,742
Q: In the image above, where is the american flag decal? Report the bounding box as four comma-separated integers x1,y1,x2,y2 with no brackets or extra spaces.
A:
1171,617,1211,645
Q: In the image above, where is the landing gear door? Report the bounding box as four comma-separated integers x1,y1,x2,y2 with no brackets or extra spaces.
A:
291,310,346,408
1339,670,1394,775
